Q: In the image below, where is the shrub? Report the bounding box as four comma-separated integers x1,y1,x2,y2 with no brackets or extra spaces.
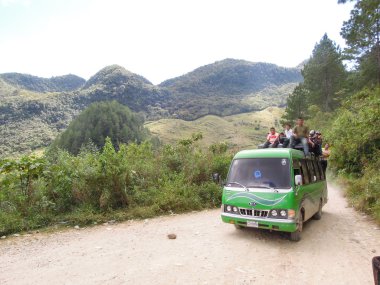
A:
0,134,232,235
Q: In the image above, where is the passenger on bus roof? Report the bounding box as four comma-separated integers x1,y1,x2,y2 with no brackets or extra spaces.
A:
309,130,322,156
279,123,293,148
288,117,310,156
262,127,279,148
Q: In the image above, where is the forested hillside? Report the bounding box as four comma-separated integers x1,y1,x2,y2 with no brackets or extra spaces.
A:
282,0,380,222
0,60,301,157
160,59,301,96
0,73,85,92
160,59,301,119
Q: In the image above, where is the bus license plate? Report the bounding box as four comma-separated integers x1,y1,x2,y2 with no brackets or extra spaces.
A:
247,221,258,228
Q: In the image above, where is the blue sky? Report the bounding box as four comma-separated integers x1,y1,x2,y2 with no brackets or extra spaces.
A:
0,0,355,84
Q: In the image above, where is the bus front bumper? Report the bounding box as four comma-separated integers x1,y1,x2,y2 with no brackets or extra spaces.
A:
221,212,297,232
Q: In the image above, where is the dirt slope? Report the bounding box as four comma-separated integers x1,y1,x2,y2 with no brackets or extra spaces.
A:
1,183,379,285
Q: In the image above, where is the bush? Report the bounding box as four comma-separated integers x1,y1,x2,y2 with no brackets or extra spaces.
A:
327,88,380,175
344,151,380,223
327,88,380,223
0,134,232,235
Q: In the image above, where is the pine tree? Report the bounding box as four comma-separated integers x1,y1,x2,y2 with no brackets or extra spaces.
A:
302,34,347,112
340,0,380,85
282,84,309,123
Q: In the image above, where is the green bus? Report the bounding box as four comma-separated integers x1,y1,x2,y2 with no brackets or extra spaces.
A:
220,148,328,241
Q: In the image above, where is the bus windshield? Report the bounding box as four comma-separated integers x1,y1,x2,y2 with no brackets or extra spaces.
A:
226,158,291,189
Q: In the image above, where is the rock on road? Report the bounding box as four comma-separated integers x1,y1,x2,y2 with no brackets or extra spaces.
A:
1,183,379,285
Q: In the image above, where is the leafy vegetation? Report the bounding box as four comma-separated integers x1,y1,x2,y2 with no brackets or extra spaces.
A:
146,107,284,150
329,0,380,223
53,101,151,155
0,135,232,235
0,73,85,92
327,88,380,220
282,0,380,223
0,60,300,157
160,59,301,120
282,34,348,123
160,59,302,96
340,0,380,86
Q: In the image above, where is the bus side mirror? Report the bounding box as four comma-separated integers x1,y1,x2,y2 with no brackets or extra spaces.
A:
295,175,303,186
373,256,380,285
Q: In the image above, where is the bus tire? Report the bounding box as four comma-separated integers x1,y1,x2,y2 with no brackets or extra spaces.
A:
290,214,303,242
313,200,323,220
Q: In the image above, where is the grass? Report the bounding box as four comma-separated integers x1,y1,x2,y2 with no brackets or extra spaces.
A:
145,107,284,150
242,83,297,108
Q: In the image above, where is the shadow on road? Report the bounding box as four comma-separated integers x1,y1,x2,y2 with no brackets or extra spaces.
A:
225,211,337,244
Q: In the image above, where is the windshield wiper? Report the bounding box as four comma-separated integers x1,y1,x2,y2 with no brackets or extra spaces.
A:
228,181,250,192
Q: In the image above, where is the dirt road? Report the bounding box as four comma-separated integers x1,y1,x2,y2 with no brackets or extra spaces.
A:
1,183,379,285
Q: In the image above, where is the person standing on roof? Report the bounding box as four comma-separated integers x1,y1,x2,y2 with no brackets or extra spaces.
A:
288,117,310,156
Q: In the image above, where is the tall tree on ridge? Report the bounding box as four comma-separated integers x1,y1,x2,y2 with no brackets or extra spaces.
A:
282,84,309,123
340,0,380,86
302,34,347,112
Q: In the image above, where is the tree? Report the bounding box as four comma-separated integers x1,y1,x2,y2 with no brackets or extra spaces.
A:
53,101,150,154
340,0,380,85
327,87,380,173
282,84,309,123
302,34,347,112
282,34,347,123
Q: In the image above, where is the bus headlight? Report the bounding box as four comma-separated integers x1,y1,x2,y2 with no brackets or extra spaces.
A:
224,205,240,214
269,209,289,219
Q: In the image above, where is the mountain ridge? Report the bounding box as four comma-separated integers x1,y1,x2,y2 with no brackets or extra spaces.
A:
0,73,86,93
160,58,302,96
0,58,303,157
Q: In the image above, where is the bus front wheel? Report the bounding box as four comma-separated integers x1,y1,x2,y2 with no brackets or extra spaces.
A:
290,214,303,242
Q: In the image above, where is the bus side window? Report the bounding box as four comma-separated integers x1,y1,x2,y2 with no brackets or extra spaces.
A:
312,160,321,181
293,159,301,183
306,160,316,183
300,160,310,185
293,159,301,169
318,160,325,180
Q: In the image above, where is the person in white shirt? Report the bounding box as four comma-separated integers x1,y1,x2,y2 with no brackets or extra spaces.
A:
280,123,293,147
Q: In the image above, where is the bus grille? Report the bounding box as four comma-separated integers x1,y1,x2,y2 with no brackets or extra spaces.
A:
239,208,268,218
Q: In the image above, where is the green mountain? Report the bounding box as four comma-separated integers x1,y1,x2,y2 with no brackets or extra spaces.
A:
0,73,85,92
0,59,302,157
160,59,302,119
160,58,302,96
75,65,170,117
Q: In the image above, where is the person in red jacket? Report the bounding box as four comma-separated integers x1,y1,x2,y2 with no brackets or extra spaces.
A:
262,127,279,148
